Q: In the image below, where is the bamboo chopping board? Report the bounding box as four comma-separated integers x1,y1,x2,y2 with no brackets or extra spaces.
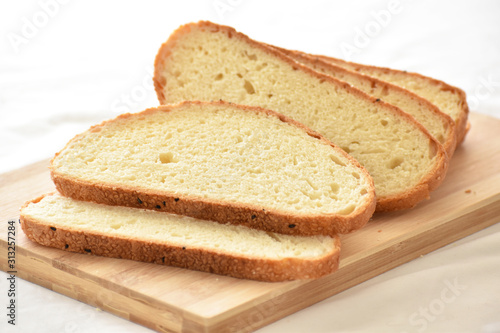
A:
1,112,499,333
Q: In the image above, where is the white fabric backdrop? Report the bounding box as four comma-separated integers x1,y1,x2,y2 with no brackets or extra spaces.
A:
1,0,499,332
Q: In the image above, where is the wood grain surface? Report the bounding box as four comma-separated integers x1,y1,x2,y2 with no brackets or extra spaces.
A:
1,112,499,333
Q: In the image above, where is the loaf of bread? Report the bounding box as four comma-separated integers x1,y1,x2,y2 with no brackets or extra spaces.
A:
51,101,376,235
20,193,341,281
313,54,469,144
272,47,457,157
153,21,448,212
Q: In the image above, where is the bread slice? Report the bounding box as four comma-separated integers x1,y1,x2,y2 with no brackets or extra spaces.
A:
153,21,448,212
51,101,376,235
271,47,457,157
20,193,341,281
313,54,469,144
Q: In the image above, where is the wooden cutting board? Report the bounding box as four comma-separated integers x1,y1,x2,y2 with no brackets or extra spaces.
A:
1,112,500,333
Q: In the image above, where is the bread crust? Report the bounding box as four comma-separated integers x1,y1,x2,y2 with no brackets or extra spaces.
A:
51,101,377,235
271,46,457,158
20,193,341,282
153,21,449,212
313,54,470,145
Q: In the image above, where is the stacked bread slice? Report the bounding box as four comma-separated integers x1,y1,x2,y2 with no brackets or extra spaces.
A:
154,21,449,212
21,21,469,281
21,101,375,281
269,46,458,157
22,192,342,282
311,54,470,144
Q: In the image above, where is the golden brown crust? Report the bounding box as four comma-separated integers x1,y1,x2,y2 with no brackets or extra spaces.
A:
271,46,457,158
20,193,341,282
50,101,377,235
153,21,449,212
314,54,470,145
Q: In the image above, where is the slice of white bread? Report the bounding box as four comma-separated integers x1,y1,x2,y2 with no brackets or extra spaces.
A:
153,21,449,212
271,47,457,157
20,193,341,281
313,54,469,144
51,101,376,235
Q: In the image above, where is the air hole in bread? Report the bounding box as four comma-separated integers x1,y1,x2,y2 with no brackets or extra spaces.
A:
214,73,223,81
304,178,319,191
306,191,321,200
244,51,257,61
159,152,178,164
330,183,340,193
428,141,438,158
256,62,268,71
388,156,403,169
380,119,388,126
244,80,255,94
329,155,346,167
338,204,355,215
351,172,360,179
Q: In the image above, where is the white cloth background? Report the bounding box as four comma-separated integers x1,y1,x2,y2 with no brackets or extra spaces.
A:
0,0,499,332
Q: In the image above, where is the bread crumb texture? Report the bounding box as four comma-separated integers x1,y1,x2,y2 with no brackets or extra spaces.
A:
52,102,373,217
319,55,469,143
21,193,341,281
279,49,455,155
156,22,446,202
22,194,336,259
